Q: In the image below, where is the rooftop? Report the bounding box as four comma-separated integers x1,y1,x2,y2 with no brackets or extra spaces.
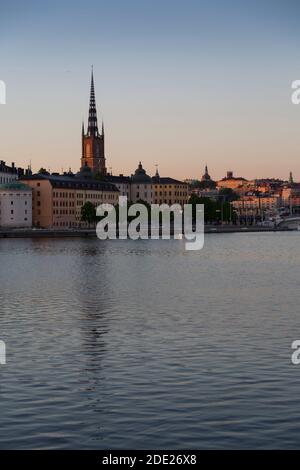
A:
105,174,131,184
0,161,18,175
152,177,186,185
21,174,119,192
0,182,32,191
220,176,247,181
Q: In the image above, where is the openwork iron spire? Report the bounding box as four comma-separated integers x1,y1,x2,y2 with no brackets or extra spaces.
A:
88,67,99,136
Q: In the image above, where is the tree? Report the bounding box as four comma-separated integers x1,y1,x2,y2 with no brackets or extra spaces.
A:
38,168,49,175
218,188,239,202
189,193,202,206
189,194,217,222
191,179,216,190
188,194,235,223
81,201,96,227
200,197,218,223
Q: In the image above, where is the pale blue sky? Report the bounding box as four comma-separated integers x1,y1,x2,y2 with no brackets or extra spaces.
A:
1,0,300,180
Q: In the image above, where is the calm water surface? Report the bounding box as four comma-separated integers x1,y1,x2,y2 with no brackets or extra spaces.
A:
1,233,300,449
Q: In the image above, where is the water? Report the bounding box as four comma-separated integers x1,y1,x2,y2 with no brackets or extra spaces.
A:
0,233,300,449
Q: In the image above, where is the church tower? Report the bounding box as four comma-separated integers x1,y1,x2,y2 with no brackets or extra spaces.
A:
81,69,107,175
201,165,211,182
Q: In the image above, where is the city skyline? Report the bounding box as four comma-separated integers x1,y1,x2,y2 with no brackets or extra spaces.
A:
2,2,300,455
1,0,300,180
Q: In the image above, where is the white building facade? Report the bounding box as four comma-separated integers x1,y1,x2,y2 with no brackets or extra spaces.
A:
0,183,32,228
0,161,19,184
105,175,131,199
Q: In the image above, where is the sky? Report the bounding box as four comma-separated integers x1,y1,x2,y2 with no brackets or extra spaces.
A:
1,0,300,180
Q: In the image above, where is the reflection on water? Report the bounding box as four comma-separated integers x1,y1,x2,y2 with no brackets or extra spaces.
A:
0,233,300,449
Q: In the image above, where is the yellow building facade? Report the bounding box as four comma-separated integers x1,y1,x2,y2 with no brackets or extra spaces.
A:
21,174,119,229
152,178,189,206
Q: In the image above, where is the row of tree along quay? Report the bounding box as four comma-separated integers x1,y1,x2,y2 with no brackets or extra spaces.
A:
80,193,237,230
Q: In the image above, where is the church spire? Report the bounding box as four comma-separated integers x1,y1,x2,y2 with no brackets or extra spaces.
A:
202,164,211,182
88,67,99,136
81,68,107,176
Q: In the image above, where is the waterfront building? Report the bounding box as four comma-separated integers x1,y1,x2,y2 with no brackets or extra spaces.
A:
281,184,300,214
289,196,300,210
151,168,189,206
105,174,131,199
20,169,118,229
281,180,300,203
254,178,285,194
81,69,107,176
130,162,153,204
232,194,281,220
129,163,189,206
0,182,32,228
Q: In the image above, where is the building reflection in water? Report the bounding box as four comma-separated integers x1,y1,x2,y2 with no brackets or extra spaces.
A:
73,239,114,403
